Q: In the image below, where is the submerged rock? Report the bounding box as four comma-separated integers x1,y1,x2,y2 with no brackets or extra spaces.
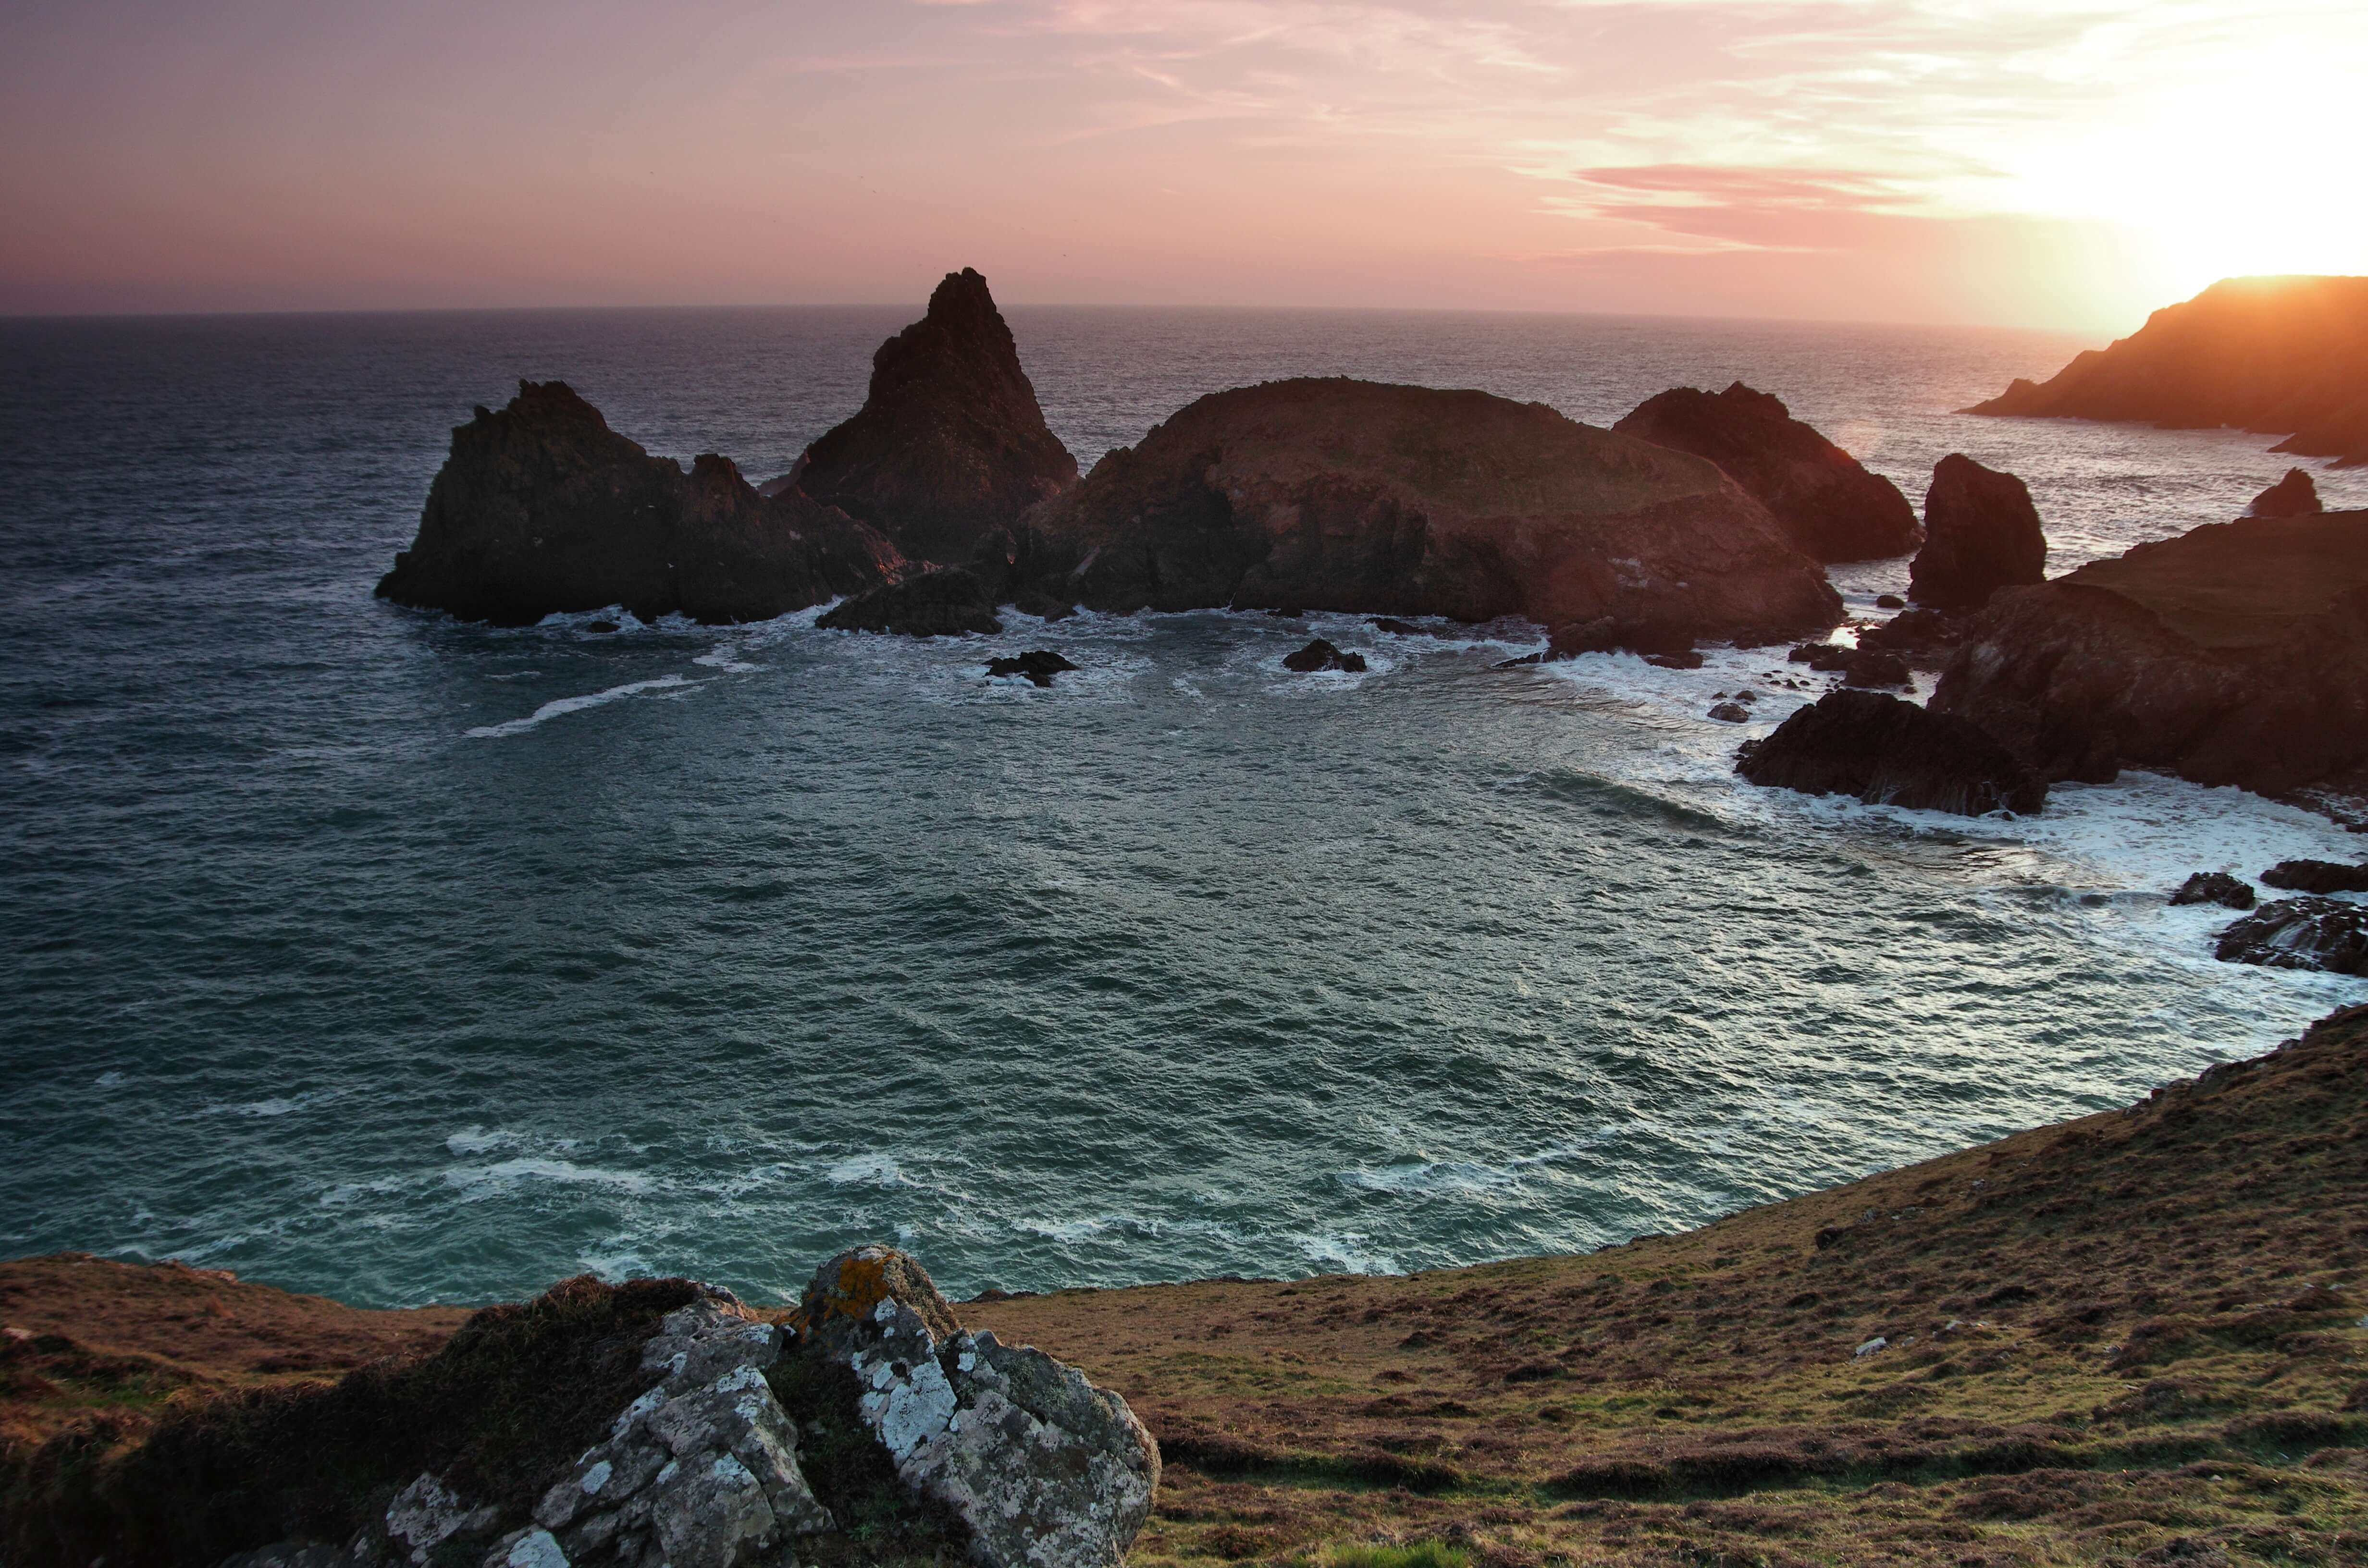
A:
2248,468,2324,517
2216,898,2368,975
797,1246,1159,1568
797,269,1079,565
2171,872,2256,910
1909,454,2047,610
1282,638,1368,673
1016,378,1839,644
1613,382,1922,562
2261,859,2368,894
986,650,1079,687
817,566,1002,637
375,382,898,627
1736,689,2046,816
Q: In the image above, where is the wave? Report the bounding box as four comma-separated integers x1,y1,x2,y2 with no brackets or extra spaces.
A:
464,674,697,738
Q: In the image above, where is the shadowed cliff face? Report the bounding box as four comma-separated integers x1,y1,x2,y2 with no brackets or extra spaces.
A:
1970,274,2368,468
797,269,1080,566
1018,377,1842,645
1613,381,1922,563
375,381,900,626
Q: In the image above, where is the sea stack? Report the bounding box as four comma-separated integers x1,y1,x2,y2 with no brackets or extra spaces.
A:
1908,454,2046,610
375,381,900,626
2248,468,2323,517
796,268,1080,565
1613,381,1922,562
1016,377,1841,648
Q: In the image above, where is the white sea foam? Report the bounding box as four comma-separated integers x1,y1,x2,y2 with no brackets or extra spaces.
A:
445,1126,513,1156
1292,1230,1402,1277
693,646,760,673
826,1154,904,1188
92,1070,125,1088
580,1247,655,1282
465,675,697,738
443,1159,653,1195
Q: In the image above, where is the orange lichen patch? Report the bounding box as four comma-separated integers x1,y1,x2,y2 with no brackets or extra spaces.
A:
793,1246,961,1342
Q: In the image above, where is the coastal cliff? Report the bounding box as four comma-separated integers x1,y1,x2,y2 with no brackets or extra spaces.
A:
1017,378,1842,647
1969,275,2368,466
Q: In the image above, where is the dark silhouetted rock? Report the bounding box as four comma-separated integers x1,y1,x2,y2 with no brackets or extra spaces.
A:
1856,606,1969,670
1841,649,1912,688
797,269,1079,564
1550,616,1698,659
1369,617,1429,635
818,566,1001,637
1931,511,2368,796
376,381,900,626
1875,593,1906,610
2171,872,2255,910
1967,275,2368,468
1909,454,2047,610
1736,689,2047,816
1708,701,1751,723
2248,468,2324,517
2216,898,2368,975
2261,859,2368,894
1016,379,1840,644
1283,638,1368,673
1613,382,1921,562
1788,642,1853,673
1646,650,1705,670
1010,587,1079,622
986,650,1079,687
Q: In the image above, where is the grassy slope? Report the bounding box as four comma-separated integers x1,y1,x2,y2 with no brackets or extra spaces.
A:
6,1008,2365,1566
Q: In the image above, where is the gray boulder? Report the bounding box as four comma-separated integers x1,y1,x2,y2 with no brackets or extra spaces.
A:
2216,897,2368,974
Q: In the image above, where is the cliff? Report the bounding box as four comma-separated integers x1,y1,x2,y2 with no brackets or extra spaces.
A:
1968,275,2368,466
1017,378,1842,647
11,1006,2365,1566
1932,510,2368,796
375,382,901,626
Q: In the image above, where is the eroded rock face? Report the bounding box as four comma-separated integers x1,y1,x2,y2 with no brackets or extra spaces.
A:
1735,689,2046,816
816,566,1002,637
1909,455,2047,610
798,270,1079,565
2249,468,2323,517
376,382,900,627
799,1247,1159,1568
1612,382,1921,562
2216,898,2368,975
1016,378,1840,646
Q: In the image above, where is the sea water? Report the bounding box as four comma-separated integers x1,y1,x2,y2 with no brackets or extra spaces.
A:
2,306,2363,1310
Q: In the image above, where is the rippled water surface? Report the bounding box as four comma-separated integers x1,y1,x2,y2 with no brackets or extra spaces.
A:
4,306,2364,1309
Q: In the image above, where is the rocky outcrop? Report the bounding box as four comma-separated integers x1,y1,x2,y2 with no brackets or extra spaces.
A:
817,566,1001,637
1016,379,1840,647
377,382,900,627
2248,468,2324,517
1931,511,2368,796
1736,689,2047,816
1966,275,2368,467
985,650,1078,687
2260,859,2368,894
1855,607,1970,670
1909,455,2046,610
797,270,1079,565
2215,898,2368,974
2171,872,2255,910
1282,639,1367,673
1612,382,1921,562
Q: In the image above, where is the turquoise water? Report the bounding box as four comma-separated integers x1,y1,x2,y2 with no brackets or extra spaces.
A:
3,306,2362,1310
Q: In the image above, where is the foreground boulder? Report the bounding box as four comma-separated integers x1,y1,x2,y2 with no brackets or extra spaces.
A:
817,566,1001,637
1908,455,2047,610
1017,378,1840,646
2248,468,2323,517
377,382,899,626
1613,382,1921,562
1967,274,2368,466
796,270,1079,565
1736,689,2046,815
1931,511,2368,795
2215,898,2368,974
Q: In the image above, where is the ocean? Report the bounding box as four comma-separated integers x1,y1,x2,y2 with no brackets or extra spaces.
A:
3,304,2363,1311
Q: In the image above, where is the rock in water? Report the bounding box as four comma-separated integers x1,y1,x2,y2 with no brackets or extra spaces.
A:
1840,649,1911,689
1736,689,2047,816
1282,638,1368,673
375,382,899,626
2171,872,2256,910
797,1246,1159,1568
1909,454,2047,610
797,269,1079,565
2261,859,2368,894
1016,378,1840,645
1930,511,2368,796
817,566,1002,637
986,650,1079,686
1612,382,1922,562
2216,898,2368,975
2248,468,2324,517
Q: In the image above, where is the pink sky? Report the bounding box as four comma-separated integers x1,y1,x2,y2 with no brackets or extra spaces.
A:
3,1,2361,328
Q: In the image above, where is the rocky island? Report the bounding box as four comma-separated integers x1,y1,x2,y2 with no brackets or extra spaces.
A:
1968,274,2368,467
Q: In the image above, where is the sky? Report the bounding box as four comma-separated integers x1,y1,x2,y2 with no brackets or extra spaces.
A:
2,1,2363,329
